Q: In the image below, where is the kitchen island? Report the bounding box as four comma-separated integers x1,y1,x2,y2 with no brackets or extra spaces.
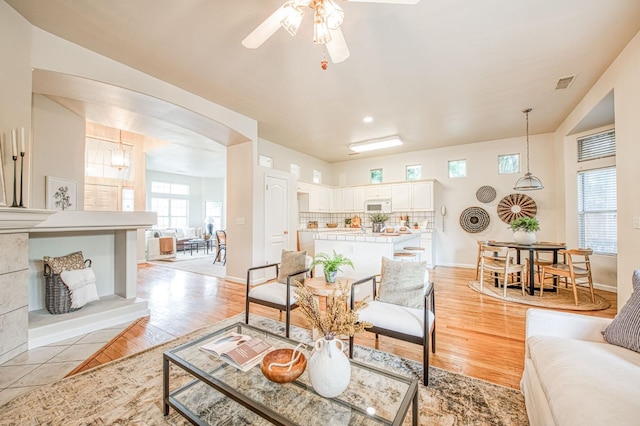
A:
314,231,422,279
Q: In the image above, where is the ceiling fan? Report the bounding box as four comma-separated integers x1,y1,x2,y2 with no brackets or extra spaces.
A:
242,0,420,69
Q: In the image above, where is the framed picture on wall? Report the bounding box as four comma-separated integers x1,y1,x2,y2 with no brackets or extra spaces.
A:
46,176,77,211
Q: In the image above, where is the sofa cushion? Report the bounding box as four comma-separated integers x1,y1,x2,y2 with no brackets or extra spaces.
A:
377,257,427,309
528,334,640,426
277,250,307,284
603,269,640,353
43,251,86,274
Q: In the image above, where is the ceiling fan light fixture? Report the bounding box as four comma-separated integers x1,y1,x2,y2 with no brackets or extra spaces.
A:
349,136,404,153
281,4,305,36
514,108,543,191
313,12,332,44
324,0,344,30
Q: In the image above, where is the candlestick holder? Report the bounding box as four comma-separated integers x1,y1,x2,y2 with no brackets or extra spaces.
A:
11,155,18,207
19,151,25,208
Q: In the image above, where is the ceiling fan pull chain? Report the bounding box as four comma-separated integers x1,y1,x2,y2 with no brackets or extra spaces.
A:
321,45,329,70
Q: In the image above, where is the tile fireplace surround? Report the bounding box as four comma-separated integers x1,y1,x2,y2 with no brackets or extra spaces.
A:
0,208,155,365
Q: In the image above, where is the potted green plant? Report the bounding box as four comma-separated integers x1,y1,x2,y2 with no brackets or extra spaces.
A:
369,212,390,233
509,217,540,245
310,250,354,283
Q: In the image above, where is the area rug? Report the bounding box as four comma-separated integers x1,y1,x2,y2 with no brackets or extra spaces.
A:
0,315,529,426
148,255,226,278
469,280,611,311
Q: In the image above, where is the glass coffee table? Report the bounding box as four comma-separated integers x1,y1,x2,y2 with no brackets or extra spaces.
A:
163,323,419,425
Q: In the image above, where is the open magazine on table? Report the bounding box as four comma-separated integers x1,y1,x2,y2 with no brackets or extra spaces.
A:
200,332,273,372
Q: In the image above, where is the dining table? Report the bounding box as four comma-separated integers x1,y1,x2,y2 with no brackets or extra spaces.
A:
487,241,567,295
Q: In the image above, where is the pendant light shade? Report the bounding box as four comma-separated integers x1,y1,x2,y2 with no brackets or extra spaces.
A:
111,130,129,171
514,108,543,191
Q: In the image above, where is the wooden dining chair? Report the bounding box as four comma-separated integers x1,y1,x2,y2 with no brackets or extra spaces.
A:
213,230,227,265
525,241,566,285
540,248,595,305
479,244,526,297
475,240,495,280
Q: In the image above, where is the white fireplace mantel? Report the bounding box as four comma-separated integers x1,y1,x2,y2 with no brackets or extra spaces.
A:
0,207,57,233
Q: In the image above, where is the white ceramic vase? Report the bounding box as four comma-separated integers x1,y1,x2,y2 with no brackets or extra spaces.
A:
513,231,536,245
307,337,351,398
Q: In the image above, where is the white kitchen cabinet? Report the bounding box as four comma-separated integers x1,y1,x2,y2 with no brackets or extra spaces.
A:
306,184,333,212
365,184,391,199
420,232,434,268
391,183,411,210
411,181,434,210
342,186,366,212
391,181,434,211
333,188,344,212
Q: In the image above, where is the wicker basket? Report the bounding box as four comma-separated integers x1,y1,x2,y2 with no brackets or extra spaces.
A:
44,259,92,315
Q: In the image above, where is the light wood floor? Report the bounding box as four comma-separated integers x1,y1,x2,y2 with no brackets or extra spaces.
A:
70,264,617,389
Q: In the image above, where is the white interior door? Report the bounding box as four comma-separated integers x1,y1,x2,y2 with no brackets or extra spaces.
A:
265,175,289,264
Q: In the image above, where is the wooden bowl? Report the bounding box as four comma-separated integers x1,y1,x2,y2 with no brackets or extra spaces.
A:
326,223,338,228
261,349,307,383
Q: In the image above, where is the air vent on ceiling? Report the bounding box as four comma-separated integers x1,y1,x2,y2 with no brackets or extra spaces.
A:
555,75,576,90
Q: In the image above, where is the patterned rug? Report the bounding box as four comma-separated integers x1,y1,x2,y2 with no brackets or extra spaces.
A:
468,280,611,311
0,315,529,425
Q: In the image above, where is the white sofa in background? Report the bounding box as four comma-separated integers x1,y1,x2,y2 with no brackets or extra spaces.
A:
145,231,177,261
521,308,640,426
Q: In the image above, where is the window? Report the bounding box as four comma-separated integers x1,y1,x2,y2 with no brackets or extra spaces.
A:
448,159,467,178
577,167,617,255
313,170,322,184
578,130,615,162
290,163,300,178
150,181,189,228
370,168,383,184
259,155,273,168
406,164,421,181
205,201,223,232
498,154,520,174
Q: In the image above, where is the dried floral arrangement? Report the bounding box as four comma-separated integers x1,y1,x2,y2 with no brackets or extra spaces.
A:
294,280,371,340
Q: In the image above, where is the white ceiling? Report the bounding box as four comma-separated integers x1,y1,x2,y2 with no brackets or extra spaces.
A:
8,0,640,170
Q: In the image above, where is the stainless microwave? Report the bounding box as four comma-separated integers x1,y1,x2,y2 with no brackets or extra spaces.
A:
365,199,392,213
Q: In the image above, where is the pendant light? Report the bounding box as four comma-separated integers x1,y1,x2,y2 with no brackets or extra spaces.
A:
514,108,543,191
111,130,129,171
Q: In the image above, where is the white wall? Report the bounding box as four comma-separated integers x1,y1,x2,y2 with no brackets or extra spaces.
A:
31,94,86,209
258,138,334,185
0,3,32,207
555,30,640,307
331,134,560,271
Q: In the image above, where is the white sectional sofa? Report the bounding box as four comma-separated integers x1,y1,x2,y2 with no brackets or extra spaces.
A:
521,308,640,426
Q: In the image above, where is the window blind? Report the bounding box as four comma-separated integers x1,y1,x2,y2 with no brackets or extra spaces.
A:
577,167,617,255
577,130,615,162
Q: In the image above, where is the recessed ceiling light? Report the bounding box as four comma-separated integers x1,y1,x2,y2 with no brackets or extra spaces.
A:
349,136,403,153
363,116,374,123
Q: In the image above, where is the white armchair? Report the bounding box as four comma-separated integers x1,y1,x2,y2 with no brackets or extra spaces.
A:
349,259,436,385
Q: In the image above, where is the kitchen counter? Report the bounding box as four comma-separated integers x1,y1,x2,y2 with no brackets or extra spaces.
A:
314,231,422,279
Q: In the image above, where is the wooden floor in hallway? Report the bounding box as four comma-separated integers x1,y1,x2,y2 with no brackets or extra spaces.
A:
70,263,618,389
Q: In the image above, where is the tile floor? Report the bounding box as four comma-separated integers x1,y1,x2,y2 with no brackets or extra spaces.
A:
0,322,130,406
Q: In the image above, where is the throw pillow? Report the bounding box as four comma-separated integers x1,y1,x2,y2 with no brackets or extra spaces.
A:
43,251,86,274
603,269,640,353
278,250,307,285
377,257,427,309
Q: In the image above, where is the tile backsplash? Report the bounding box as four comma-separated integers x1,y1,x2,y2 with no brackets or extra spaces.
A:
299,211,435,231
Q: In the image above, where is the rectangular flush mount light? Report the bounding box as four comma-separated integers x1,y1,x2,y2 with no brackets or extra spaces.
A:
349,136,403,153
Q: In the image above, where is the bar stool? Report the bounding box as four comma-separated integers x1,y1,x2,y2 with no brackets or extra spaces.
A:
403,246,425,262
393,252,417,262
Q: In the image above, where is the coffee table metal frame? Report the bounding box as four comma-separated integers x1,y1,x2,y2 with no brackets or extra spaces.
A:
163,322,418,426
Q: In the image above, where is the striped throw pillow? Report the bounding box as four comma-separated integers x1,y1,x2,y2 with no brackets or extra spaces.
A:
603,270,640,353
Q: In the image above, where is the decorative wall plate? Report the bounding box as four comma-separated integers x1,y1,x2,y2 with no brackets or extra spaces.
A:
459,207,490,233
497,193,537,223
476,186,497,203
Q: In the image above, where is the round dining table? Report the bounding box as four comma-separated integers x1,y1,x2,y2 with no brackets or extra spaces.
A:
487,241,567,295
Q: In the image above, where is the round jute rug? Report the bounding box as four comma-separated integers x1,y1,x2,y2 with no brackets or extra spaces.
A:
468,280,611,311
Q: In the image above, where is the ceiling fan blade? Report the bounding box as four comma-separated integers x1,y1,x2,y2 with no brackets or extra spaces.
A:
242,5,289,49
347,0,420,4
327,28,350,63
